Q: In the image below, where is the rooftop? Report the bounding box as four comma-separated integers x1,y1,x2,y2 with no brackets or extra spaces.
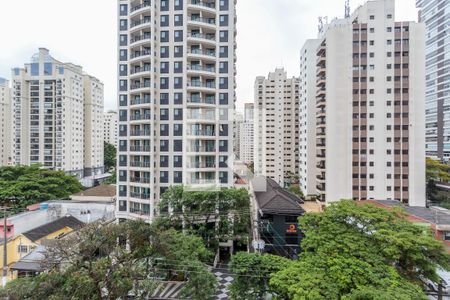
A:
22,215,84,242
252,177,305,216
71,184,116,198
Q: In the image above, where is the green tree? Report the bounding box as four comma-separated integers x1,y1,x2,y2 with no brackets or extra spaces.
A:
229,253,291,300
287,185,304,199
104,142,117,172
269,201,450,299
157,186,251,251
0,220,216,300
426,157,450,183
0,165,82,213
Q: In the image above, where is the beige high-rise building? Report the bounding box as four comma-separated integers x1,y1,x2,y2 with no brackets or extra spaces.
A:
0,78,12,166
254,68,300,187
104,111,118,147
299,40,320,197
239,103,254,164
116,0,237,220
12,48,105,180
301,0,426,206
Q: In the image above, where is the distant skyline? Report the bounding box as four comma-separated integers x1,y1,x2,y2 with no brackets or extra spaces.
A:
0,0,417,111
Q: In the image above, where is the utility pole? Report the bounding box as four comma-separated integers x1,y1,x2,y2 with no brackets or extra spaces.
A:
1,206,8,287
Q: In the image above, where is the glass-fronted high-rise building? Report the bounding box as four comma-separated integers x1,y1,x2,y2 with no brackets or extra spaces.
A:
116,0,237,220
417,0,450,161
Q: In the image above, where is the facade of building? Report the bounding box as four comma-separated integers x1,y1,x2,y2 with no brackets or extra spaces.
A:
239,103,254,164
104,111,118,147
116,0,237,220
303,0,425,206
11,48,104,179
416,0,450,161
254,68,300,187
250,176,305,259
233,112,243,160
299,40,320,197
0,78,12,166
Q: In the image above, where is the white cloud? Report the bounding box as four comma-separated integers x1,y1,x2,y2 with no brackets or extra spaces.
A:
0,0,418,111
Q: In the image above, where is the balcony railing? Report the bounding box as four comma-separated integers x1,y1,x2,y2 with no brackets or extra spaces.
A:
130,161,151,168
187,112,216,121
188,49,216,57
130,114,151,121
130,1,151,13
130,130,151,136
131,18,151,28
187,81,216,89
130,146,152,152
187,97,215,105
187,65,215,73
188,162,216,168
188,32,216,41
130,51,151,59
190,0,216,9
130,177,151,184
188,130,215,136
130,34,151,44
130,193,151,200
188,146,216,152
131,97,151,105
188,179,217,185
130,83,151,90
190,17,216,25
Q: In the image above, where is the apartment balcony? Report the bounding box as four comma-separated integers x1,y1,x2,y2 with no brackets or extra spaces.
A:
316,119,326,129
130,177,151,184
130,66,151,78
187,162,216,169
187,146,216,153
316,87,326,97
130,34,151,47
130,1,151,17
130,192,151,200
316,141,326,149
187,129,216,139
130,130,151,137
130,18,151,32
130,114,151,123
316,76,326,87
316,97,326,108
188,16,216,29
130,97,151,106
187,96,216,107
187,64,216,77
316,174,326,182
130,145,152,152
316,183,326,192
188,0,216,12
317,44,326,56
187,49,216,61
316,56,326,67
316,162,326,170
130,51,151,63
187,32,216,46
187,111,216,123
130,82,151,93
130,161,151,168
187,81,216,92
187,178,217,186
317,108,326,118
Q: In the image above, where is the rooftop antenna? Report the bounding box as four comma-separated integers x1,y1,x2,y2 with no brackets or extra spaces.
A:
345,0,350,18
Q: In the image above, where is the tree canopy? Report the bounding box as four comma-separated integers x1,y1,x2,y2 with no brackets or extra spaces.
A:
104,142,117,172
0,220,216,300
426,157,450,183
0,165,82,213
156,186,251,251
270,200,449,299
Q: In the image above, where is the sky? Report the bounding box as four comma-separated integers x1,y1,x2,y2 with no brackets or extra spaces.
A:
0,0,418,111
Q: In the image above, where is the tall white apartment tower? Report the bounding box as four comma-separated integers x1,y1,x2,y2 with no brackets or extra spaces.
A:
416,0,450,161
117,0,237,220
104,111,119,147
254,68,300,187
233,112,243,160
0,78,12,166
12,48,105,179
299,39,320,197
239,103,254,164
310,0,425,206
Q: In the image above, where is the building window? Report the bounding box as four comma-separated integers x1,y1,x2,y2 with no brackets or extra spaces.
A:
443,232,450,241
17,245,28,253
285,216,298,223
